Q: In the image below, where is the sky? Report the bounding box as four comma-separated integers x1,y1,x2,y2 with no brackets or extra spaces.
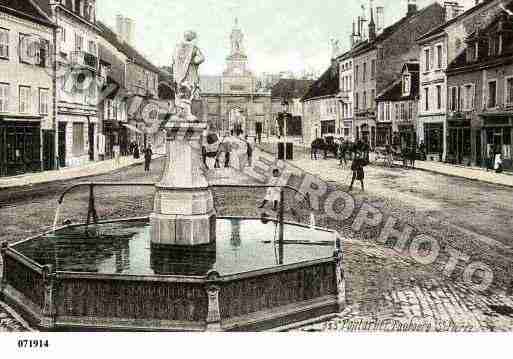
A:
97,0,476,76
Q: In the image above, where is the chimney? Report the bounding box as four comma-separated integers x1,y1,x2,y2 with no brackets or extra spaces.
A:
444,2,463,22
376,6,384,32
407,0,418,16
369,5,376,42
116,14,135,46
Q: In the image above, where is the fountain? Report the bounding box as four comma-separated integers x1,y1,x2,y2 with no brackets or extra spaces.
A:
0,31,346,332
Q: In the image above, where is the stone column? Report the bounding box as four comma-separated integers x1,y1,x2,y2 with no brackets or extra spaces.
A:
150,120,216,246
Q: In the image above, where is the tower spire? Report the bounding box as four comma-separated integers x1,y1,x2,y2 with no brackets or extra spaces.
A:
369,0,376,42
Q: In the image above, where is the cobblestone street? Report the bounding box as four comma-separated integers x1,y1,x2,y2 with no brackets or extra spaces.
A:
2,148,513,332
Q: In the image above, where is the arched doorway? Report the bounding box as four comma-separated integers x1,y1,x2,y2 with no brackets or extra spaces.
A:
228,107,245,136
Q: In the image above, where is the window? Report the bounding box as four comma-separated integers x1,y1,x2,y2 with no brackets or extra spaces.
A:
75,33,83,51
436,85,442,110
39,88,49,114
403,75,411,96
379,102,384,121
72,122,85,156
408,102,414,120
0,28,9,59
19,86,31,113
60,26,66,43
355,93,359,110
371,89,375,108
363,63,367,82
400,103,405,120
363,91,367,109
371,59,376,79
0,83,8,112
424,48,430,71
386,103,390,122
449,87,457,111
488,80,497,108
464,84,474,110
424,87,429,111
19,33,38,64
88,40,96,55
436,45,443,69
395,104,400,121
506,77,513,105
355,65,359,84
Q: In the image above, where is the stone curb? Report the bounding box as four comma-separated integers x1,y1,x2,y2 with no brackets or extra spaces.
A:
0,154,166,191
257,145,513,189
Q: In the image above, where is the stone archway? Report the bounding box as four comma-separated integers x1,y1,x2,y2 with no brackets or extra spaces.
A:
227,106,245,136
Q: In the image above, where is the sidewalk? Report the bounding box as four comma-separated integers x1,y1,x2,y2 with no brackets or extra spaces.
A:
0,153,165,190
406,160,513,188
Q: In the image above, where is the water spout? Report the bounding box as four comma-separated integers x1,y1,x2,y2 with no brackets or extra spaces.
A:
310,212,316,230
53,204,62,233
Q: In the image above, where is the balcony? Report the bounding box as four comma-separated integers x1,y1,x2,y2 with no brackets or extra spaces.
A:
70,51,98,71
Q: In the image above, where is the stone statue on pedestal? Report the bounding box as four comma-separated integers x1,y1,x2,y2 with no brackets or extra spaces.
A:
171,30,205,121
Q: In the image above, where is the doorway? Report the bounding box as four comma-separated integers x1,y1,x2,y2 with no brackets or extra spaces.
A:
88,123,95,161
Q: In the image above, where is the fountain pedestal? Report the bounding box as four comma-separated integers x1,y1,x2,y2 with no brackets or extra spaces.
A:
151,119,216,246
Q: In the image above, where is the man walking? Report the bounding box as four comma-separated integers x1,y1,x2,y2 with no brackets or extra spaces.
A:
245,135,253,167
143,144,153,173
349,152,365,192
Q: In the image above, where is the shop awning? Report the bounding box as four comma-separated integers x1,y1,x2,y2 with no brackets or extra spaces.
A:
122,124,144,134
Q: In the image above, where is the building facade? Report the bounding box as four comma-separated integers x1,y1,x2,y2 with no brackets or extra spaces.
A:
351,1,444,149
271,79,314,139
446,4,513,171
339,52,354,141
0,0,56,177
96,19,160,158
200,20,271,137
34,0,101,168
301,63,340,146
376,62,419,149
417,0,509,162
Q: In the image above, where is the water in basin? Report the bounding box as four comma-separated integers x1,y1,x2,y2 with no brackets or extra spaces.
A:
14,219,336,276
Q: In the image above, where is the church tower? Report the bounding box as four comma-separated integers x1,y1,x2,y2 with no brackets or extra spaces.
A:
224,18,251,76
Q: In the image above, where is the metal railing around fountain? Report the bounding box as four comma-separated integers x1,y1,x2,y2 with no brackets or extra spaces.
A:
55,182,318,247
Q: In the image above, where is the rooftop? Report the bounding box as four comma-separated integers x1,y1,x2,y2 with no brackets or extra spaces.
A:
97,21,160,74
0,0,55,27
271,79,315,100
301,65,339,102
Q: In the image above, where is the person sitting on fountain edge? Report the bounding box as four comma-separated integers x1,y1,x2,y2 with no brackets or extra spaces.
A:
259,168,281,211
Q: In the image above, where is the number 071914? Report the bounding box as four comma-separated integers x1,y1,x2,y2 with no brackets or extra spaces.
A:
17,339,49,349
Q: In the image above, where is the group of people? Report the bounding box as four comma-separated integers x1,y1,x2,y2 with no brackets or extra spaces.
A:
128,141,153,173
202,131,254,170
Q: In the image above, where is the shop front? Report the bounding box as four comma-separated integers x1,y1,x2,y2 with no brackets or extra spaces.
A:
423,122,444,161
320,119,336,136
480,114,513,171
398,122,416,150
446,117,472,166
0,118,42,177
376,122,392,147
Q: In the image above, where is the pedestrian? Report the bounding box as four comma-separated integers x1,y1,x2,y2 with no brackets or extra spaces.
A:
143,145,153,172
224,141,231,168
133,143,140,160
338,138,348,167
245,135,253,167
349,152,365,192
113,144,121,165
495,151,503,174
259,168,281,211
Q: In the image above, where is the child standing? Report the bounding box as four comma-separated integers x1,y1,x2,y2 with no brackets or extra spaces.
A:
259,169,281,211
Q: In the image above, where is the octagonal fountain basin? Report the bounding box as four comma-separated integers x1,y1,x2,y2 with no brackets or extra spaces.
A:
1,217,345,332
